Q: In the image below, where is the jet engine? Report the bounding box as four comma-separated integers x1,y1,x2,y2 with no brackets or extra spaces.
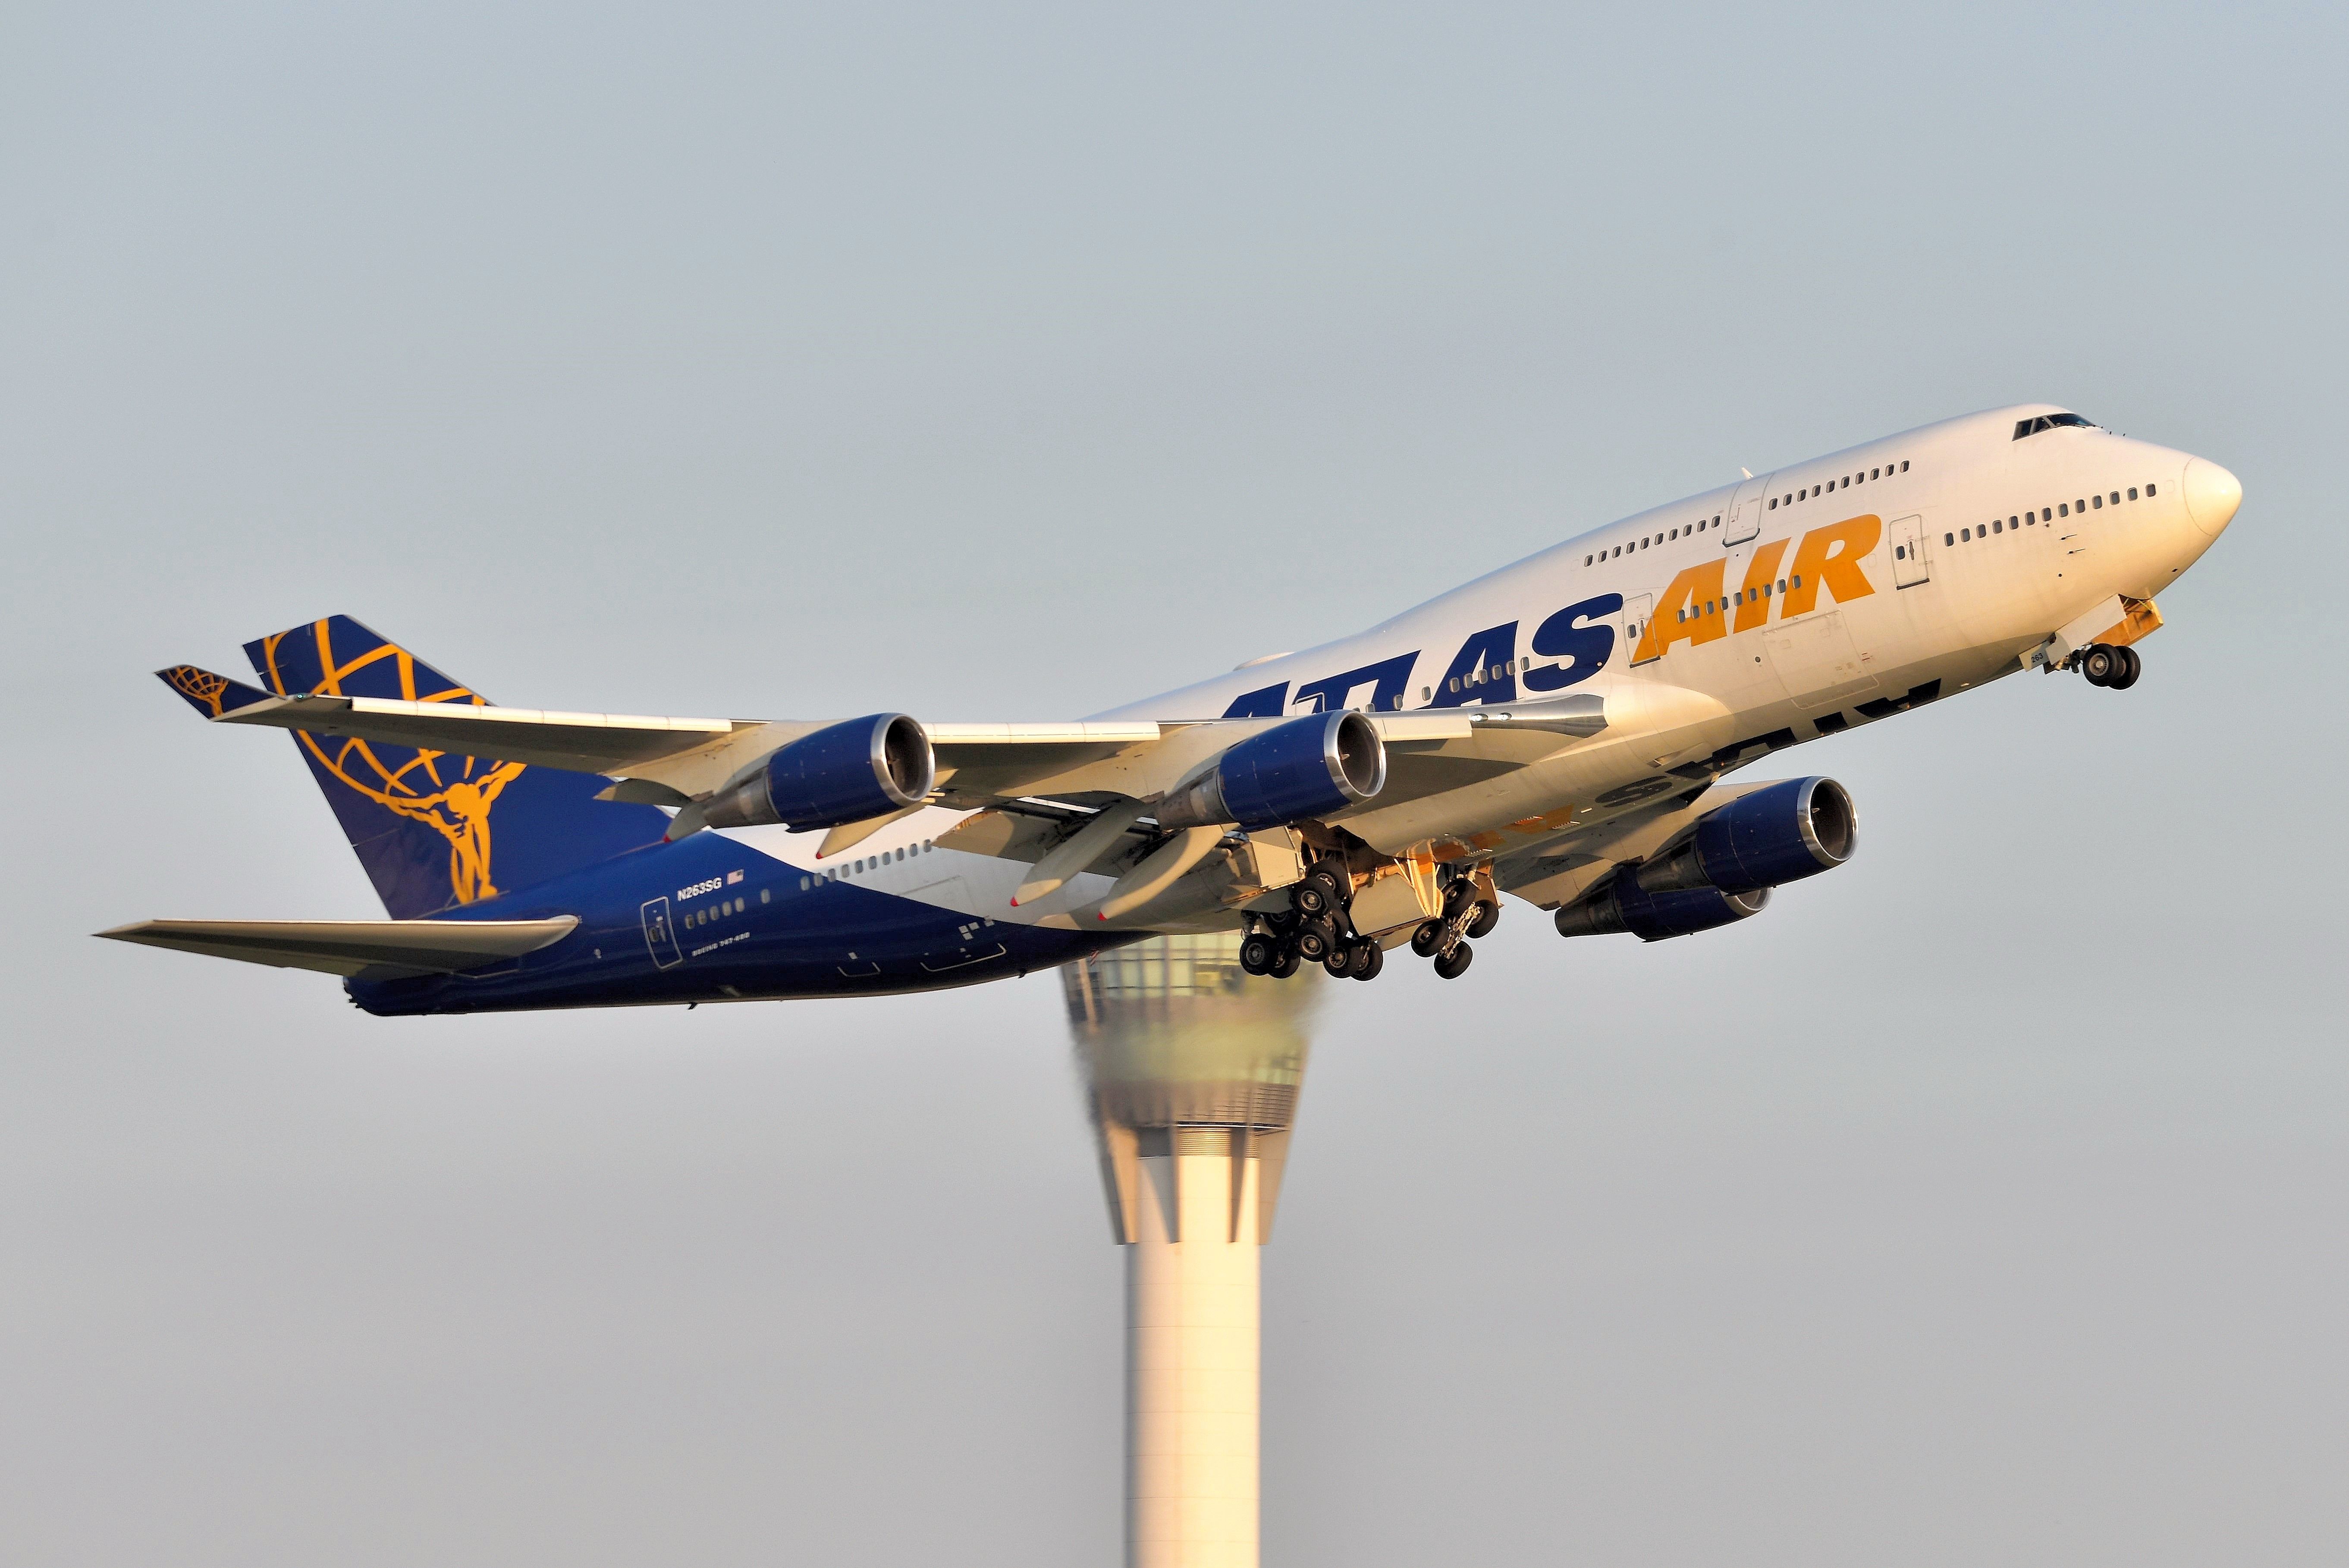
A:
1630,776,1856,896
1552,776,1854,942
1552,880,1770,942
702,713,934,830
1155,710,1387,831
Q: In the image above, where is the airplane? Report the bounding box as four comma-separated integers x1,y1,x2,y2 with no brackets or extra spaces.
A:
101,403,2240,1013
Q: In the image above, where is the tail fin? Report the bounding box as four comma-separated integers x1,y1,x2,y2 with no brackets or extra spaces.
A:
228,616,669,918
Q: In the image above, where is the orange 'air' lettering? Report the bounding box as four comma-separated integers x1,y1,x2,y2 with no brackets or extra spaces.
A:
1778,515,1882,617
1633,560,1730,662
1733,539,1791,634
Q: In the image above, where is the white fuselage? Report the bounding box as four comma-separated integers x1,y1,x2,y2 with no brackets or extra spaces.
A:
732,403,2239,923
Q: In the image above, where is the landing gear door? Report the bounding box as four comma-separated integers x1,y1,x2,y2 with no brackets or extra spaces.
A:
1889,513,1930,588
1721,472,1774,546
1623,594,1657,666
641,897,683,970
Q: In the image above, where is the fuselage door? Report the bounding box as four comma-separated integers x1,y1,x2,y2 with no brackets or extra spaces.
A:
1624,594,1657,666
1889,513,1931,588
641,896,684,970
1721,473,1774,546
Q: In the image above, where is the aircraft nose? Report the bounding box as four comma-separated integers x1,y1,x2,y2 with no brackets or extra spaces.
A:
2181,457,2242,538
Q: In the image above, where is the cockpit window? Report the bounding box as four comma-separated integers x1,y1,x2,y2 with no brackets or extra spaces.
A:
2013,412,2099,440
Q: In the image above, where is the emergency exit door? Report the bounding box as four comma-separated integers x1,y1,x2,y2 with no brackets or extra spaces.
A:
641,897,683,969
1624,594,1657,666
1722,472,1774,545
1889,514,1931,588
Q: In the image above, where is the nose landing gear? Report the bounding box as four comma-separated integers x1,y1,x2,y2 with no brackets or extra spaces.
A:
2074,643,2142,690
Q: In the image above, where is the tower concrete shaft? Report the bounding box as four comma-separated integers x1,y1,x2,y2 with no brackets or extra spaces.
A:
1128,1136,1261,1568
1062,934,1320,1568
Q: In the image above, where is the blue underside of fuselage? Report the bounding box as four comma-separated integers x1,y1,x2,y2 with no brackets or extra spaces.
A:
345,832,1127,1017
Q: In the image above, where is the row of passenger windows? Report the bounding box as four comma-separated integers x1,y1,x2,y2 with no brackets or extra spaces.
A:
1941,483,2157,547
1675,576,1805,622
1768,460,1907,511
1436,664,1516,696
801,839,938,889
1586,513,1722,566
686,893,757,929
1582,459,1912,566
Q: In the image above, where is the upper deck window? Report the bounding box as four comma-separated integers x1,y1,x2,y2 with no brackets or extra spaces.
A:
2013,412,2098,440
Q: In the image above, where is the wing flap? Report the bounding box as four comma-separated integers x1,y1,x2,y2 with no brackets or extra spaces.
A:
928,723,1172,799
95,916,581,977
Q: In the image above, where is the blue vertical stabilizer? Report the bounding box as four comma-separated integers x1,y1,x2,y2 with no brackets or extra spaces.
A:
241,616,669,918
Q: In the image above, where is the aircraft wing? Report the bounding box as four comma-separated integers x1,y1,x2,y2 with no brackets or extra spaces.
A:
163,666,766,775
96,916,581,977
159,664,1607,815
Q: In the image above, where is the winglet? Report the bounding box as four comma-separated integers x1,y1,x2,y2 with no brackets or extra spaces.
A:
156,665,274,719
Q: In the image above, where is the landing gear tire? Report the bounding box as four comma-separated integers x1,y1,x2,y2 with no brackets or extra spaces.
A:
1239,933,1276,975
2111,644,2142,690
1291,874,1336,919
1294,918,1338,964
1269,945,1301,980
1349,943,1384,981
1433,941,1474,980
1293,863,1348,921
1443,879,1478,919
1466,899,1500,939
1410,919,1446,958
2079,644,2119,687
1323,946,1352,977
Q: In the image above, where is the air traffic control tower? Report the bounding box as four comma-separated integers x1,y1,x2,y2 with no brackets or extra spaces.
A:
1061,933,1324,1568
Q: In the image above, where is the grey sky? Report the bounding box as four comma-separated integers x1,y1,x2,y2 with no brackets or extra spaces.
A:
3,3,2343,1563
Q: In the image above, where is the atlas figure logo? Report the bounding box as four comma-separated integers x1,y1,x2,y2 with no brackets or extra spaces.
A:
251,621,527,906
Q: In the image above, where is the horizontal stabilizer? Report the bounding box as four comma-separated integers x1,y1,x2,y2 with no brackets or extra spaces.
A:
95,916,580,977
157,665,274,718
210,691,749,774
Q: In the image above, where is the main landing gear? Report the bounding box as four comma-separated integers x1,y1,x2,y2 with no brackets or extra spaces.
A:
1238,859,1501,984
1409,875,1497,980
2073,642,2142,690
1241,864,1376,983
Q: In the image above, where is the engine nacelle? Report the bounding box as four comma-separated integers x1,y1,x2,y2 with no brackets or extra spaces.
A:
1553,880,1770,942
701,713,934,830
1155,711,1387,831
1634,776,1856,896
